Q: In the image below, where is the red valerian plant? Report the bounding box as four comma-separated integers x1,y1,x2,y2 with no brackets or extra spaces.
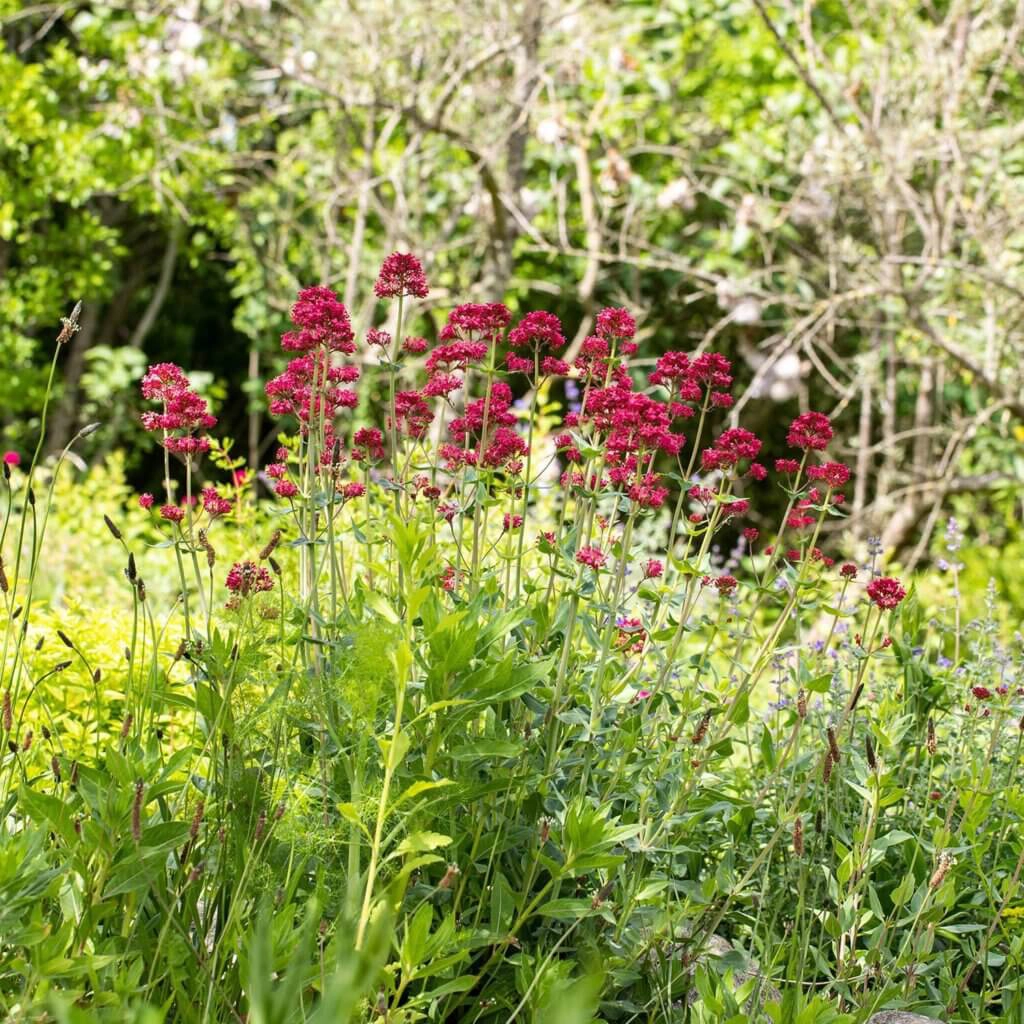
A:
134,253,910,728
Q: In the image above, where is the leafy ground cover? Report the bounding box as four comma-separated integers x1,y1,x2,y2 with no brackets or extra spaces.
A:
2,261,1023,1023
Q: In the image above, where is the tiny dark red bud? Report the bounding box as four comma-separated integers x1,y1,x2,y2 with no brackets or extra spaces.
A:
51,756,61,783
120,713,133,739
22,730,33,751
254,810,267,843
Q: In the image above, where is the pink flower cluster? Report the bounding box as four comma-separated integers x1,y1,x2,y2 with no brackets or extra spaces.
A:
374,252,429,300
140,363,216,456
225,560,275,596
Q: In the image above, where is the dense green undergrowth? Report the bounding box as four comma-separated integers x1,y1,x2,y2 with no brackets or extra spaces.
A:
2,283,1024,1024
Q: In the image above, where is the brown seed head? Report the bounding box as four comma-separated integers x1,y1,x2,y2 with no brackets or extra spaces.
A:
692,711,712,745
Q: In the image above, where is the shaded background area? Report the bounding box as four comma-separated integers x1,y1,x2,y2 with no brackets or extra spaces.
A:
3,0,1024,578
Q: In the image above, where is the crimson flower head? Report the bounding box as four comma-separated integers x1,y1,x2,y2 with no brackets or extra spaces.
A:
367,328,391,350
704,574,737,595
265,352,359,428
787,411,833,451
160,504,185,523
808,461,850,488
284,286,355,354
392,390,434,439
508,311,566,351
353,427,385,463
576,545,607,570
439,303,511,343
643,559,664,579
971,686,992,700
3,451,20,467
139,493,155,510
225,560,275,597
866,576,906,610
139,361,216,459
373,252,429,299
595,307,637,343
701,427,762,471
839,562,857,579
201,486,232,518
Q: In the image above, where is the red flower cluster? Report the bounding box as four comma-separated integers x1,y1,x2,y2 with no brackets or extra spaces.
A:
866,576,906,610
700,427,762,472
140,363,216,456
225,560,275,596
265,352,359,427
506,311,569,379
787,412,833,451
373,252,429,299
439,302,511,343
283,286,355,354
576,546,607,570
807,461,850,488
201,486,232,518
649,351,734,416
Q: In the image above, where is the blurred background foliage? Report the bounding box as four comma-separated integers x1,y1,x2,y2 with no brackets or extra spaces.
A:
3,0,1024,571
